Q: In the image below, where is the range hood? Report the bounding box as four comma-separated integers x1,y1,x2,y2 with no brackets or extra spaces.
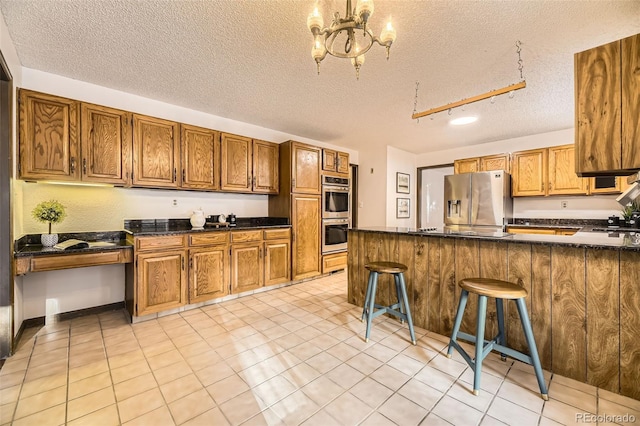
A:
615,172,640,207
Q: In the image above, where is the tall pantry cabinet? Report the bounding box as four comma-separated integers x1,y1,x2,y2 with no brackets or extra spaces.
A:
269,141,322,280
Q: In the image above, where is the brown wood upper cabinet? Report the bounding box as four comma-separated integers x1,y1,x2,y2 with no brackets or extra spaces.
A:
322,148,350,175
511,148,548,196
19,89,80,181
575,33,640,176
221,134,279,193
132,114,180,188
548,144,588,195
453,158,479,174
291,142,321,194
81,103,132,185
181,124,220,191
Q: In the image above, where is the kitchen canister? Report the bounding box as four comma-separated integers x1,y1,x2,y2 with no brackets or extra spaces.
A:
190,208,206,229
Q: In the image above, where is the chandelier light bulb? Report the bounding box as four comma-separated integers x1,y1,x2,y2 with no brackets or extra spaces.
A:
380,21,396,45
307,7,324,33
356,0,374,23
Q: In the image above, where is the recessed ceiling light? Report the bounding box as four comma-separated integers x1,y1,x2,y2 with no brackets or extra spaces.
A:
450,116,478,126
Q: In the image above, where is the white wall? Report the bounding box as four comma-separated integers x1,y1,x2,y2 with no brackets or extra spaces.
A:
357,148,388,227
386,146,417,228
416,128,622,220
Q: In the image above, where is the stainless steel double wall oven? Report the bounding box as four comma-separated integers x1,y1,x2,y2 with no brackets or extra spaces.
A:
321,175,349,254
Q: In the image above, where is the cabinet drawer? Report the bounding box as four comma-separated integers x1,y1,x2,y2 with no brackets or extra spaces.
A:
30,250,132,272
322,252,347,273
189,232,229,247
263,228,291,240
136,235,186,251
231,230,262,243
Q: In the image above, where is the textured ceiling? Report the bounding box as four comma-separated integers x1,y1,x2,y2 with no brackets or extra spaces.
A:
1,0,639,154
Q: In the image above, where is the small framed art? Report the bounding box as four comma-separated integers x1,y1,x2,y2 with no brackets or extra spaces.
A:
396,198,410,218
396,172,410,194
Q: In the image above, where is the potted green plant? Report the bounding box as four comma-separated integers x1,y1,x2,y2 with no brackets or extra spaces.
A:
32,199,66,247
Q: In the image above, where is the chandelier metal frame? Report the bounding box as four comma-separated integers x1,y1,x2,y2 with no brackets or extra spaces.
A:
308,0,396,79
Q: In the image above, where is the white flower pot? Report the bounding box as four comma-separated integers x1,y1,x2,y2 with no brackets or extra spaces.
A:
41,233,58,247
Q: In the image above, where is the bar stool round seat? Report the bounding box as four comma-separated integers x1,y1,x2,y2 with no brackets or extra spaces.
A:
447,277,548,400
365,262,408,274
459,278,527,299
362,261,416,345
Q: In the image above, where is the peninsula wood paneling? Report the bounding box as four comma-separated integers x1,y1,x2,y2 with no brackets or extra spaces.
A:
455,239,480,335
398,235,419,325
347,231,361,306
551,246,586,382
426,238,441,334
413,237,429,330
439,238,456,335
620,251,640,399
530,245,552,370
586,250,619,392
479,241,508,341
506,243,532,355
621,34,640,170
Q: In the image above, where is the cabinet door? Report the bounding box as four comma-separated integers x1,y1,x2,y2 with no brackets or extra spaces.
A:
80,103,132,185
454,158,479,174
189,246,229,303
337,151,350,175
181,124,219,190
480,154,510,173
136,250,186,316
575,40,622,175
511,149,548,196
292,195,321,280
588,176,622,194
221,133,252,192
132,114,180,188
253,139,279,194
291,142,321,194
323,149,337,172
265,240,290,286
231,242,263,293
548,145,588,195
19,89,79,180
622,34,640,170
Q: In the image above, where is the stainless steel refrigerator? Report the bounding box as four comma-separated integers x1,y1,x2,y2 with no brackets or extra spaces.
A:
444,171,513,229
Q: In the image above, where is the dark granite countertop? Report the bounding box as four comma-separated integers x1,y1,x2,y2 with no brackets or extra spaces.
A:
14,231,132,257
351,226,640,251
123,217,291,236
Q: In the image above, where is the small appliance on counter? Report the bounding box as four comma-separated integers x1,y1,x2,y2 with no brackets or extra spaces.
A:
227,213,237,227
205,214,230,228
607,215,620,228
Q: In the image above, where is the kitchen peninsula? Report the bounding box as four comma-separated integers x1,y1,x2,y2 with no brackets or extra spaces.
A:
347,227,640,400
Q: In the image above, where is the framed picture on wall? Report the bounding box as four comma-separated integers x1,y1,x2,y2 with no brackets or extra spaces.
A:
396,198,410,218
396,172,410,194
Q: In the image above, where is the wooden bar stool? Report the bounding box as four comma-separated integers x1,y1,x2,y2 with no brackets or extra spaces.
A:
447,278,548,400
362,261,416,345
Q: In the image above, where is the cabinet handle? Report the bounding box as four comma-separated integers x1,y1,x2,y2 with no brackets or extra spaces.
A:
189,257,193,269
182,256,185,270
182,169,186,182
292,178,296,189
70,157,76,173
173,168,177,182
82,158,87,174
253,176,256,187
259,247,262,259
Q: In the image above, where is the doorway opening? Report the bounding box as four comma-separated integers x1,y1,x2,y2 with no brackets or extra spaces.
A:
0,49,13,359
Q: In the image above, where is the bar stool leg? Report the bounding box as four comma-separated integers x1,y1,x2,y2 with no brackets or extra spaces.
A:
473,295,488,395
362,271,375,322
515,298,549,400
394,274,405,324
447,290,469,358
364,272,379,343
397,272,417,345
496,298,507,361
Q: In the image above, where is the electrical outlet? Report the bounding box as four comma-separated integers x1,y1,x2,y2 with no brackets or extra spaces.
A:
561,201,568,209
172,199,178,207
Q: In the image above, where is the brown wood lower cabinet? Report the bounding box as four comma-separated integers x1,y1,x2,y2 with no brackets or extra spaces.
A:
135,250,187,316
265,238,291,286
189,246,229,303
347,229,640,400
231,242,264,293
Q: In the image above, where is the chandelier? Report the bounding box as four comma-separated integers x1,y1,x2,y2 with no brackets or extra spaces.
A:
307,0,397,79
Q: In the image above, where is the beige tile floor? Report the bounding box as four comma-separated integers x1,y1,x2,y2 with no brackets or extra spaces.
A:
1,271,639,426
